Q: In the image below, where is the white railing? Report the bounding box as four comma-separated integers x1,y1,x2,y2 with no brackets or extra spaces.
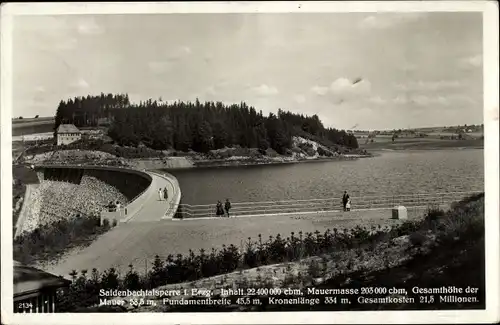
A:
174,191,483,219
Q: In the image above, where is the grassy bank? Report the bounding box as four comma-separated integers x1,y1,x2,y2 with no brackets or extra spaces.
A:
54,193,484,312
13,214,116,266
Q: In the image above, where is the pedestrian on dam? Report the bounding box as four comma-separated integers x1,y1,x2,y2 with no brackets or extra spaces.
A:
342,191,350,212
224,198,232,217
216,201,224,217
158,188,163,201
163,187,169,200
346,198,351,212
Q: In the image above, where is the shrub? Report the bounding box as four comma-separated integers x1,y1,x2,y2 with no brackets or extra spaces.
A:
409,231,427,247
425,206,446,222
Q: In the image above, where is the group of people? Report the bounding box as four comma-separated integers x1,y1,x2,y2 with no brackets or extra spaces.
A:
158,187,169,201
216,199,232,217
213,193,349,218
342,191,351,212
107,200,122,212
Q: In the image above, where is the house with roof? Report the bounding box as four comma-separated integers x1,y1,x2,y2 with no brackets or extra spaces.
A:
13,261,71,313
56,124,82,146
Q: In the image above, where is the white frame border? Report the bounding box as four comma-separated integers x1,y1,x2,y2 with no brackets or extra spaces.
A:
1,1,498,324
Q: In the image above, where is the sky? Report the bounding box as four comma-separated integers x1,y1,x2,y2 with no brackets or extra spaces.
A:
11,12,483,130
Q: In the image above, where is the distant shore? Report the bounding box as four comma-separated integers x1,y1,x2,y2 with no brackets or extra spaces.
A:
188,154,372,168
358,138,483,152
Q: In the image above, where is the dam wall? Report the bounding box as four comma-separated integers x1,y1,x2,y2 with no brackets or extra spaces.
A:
36,165,152,201
16,165,155,235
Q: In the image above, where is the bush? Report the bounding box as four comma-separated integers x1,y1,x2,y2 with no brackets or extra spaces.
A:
425,206,446,222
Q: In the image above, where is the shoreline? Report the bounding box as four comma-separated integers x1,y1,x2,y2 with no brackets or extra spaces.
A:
187,154,373,169
15,139,483,171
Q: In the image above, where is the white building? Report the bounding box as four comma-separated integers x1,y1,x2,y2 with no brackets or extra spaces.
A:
56,124,82,146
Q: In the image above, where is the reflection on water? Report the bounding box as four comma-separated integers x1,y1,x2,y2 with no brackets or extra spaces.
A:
168,149,484,205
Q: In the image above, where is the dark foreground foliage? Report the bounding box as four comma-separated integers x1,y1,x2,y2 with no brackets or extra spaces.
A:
54,94,359,154
13,213,114,265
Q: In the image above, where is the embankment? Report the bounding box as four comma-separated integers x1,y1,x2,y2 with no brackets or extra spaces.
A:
16,165,153,237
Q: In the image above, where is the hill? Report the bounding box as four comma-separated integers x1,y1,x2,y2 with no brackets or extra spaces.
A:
53,94,360,156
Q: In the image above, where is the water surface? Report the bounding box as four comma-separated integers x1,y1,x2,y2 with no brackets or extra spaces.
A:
168,149,484,205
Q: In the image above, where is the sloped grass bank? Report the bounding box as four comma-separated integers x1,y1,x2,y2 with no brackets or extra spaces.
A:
55,193,484,312
14,214,116,266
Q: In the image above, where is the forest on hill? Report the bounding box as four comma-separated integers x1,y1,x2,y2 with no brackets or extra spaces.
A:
54,93,358,154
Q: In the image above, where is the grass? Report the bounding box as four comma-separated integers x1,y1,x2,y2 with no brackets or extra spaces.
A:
359,138,483,150
12,121,55,136
13,213,115,266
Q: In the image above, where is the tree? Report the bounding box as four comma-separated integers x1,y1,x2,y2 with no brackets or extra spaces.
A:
35,115,39,118
53,94,361,154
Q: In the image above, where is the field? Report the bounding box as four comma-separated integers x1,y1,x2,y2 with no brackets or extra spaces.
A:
12,117,55,136
359,138,483,150
357,133,483,150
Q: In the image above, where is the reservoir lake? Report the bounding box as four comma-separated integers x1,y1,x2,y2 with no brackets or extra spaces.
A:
168,149,484,205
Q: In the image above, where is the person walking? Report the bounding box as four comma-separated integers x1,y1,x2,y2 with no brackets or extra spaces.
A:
158,188,163,201
346,197,351,212
224,198,232,218
163,187,169,200
216,201,224,217
342,191,350,212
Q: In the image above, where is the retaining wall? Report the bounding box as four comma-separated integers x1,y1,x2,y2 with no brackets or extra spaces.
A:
24,165,154,229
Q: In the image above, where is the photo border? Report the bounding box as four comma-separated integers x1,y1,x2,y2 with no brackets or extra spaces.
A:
1,1,498,324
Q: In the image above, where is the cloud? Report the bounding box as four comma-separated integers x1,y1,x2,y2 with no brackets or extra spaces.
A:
411,95,450,106
205,86,216,96
253,84,278,96
293,94,306,104
359,13,426,29
460,54,482,68
330,78,371,95
393,95,409,105
77,17,103,35
369,93,476,107
369,96,387,105
311,78,371,102
311,85,329,96
394,80,462,92
72,78,89,89
56,38,78,51
166,46,193,60
148,61,172,73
